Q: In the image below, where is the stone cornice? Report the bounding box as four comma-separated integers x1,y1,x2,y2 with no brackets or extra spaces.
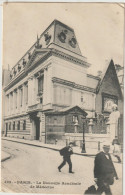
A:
52,77,96,93
4,71,27,92
4,48,91,92
87,74,101,81
4,113,28,120
51,48,90,68
26,50,52,73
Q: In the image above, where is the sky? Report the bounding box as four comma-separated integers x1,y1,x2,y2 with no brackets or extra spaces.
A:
2,3,124,75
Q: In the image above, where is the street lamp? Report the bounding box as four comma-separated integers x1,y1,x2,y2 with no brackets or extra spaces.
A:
81,118,86,153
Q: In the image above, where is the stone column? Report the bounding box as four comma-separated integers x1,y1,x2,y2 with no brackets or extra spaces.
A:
22,84,25,111
15,121,17,131
30,119,36,140
13,91,15,114
10,93,13,115
20,120,23,131
5,95,8,116
8,94,10,115
32,76,36,105
17,88,20,113
12,91,14,114
28,77,33,106
43,69,47,105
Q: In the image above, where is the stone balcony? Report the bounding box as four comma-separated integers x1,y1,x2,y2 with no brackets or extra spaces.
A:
27,103,43,113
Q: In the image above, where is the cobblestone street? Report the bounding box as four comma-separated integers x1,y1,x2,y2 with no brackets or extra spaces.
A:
1,140,123,194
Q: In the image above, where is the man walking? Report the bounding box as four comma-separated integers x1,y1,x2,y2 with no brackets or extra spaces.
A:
58,142,74,173
94,142,118,195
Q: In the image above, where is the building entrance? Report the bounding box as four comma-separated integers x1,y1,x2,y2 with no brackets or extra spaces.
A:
35,117,40,140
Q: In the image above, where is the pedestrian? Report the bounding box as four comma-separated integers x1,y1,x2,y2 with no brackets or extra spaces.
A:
112,138,121,163
94,142,118,195
58,142,74,173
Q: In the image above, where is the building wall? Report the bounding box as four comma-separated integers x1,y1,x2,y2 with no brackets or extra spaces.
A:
5,115,31,139
2,69,11,135
52,82,95,117
52,57,87,86
45,114,65,144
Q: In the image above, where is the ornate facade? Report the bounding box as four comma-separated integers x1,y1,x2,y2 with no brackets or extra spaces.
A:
3,20,123,143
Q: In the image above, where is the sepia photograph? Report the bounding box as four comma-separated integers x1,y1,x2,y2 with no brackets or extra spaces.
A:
1,2,124,195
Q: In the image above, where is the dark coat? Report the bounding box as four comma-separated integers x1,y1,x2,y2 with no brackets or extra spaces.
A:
60,146,73,157
94,151,117,179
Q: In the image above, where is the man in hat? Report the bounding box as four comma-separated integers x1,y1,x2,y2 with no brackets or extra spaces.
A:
58,142,74,173
94,142,118,195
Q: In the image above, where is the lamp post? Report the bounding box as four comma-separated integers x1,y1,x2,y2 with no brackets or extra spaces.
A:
81,118,86,153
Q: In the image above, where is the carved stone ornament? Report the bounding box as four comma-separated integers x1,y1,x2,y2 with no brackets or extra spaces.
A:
69,37,77,48
35,36,42,49
13,68,17,75
22,58,27,67
35,43,42,49
58,31,66,43
28,52,31,60
10,72,13,79
44,32,51,45
18,63,21,71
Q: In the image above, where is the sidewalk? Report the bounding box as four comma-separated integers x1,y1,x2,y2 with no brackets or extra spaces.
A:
2,137,98,156
1,151,11,162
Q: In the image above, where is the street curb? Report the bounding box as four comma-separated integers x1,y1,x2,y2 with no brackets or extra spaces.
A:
2,138,96,157
1,154,11,162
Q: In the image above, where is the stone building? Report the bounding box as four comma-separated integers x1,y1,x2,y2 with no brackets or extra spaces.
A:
3,20,123,144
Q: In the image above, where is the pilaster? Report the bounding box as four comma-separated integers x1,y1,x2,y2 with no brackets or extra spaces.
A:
17,88,20,113
37,112,45,143
32,76,36,105
22,84,25,111
28,77,33,106
8,94,10,115
30,119,36,140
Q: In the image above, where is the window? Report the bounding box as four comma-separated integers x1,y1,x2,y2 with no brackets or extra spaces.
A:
9,122,11,130
20,88,23,107
17,121,20,130
7,95,9,111
40,97,43,104
25,84,28,104
102,93,118,113
23,120,26,130
13,122,15,130
81,93,83,102
72,115,78,123
38,75,44,94
10,92,13,110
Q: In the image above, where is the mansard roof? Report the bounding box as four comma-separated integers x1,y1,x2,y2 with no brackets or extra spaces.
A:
8,20,90,83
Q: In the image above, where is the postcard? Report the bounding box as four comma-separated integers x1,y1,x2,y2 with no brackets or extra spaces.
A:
1,2,124,195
